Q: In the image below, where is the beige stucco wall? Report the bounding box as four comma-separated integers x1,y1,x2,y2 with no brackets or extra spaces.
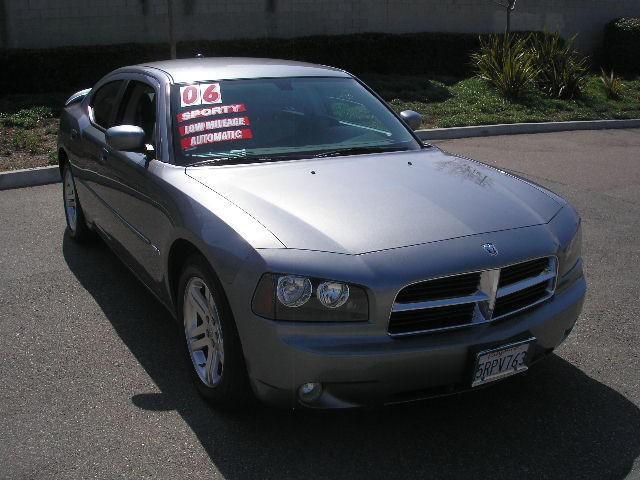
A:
2,0,640,51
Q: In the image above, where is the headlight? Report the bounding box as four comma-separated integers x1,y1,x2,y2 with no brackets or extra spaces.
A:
252,273,368,322
317,282,350,308
560,221,582,277
276,276,312,307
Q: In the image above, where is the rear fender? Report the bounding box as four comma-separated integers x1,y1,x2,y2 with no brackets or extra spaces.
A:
64,88,91,107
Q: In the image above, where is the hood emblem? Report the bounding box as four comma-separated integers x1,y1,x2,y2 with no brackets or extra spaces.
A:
482,243,498,256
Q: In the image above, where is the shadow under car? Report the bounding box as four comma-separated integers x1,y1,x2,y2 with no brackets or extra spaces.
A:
63,232,640,480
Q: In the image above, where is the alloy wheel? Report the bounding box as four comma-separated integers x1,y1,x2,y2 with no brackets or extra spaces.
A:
183,277,225,387
63,168,77,233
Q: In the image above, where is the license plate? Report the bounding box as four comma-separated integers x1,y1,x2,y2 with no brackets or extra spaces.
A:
471,339,534,387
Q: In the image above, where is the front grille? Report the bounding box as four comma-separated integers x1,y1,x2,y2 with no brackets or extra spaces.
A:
493,282,549,318
498,257,549,288
388,257,557,337
388,303,475,335
395,272,480,303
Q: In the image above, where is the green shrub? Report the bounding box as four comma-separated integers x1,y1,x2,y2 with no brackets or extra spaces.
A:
604,17,640,74
10,130,27,150
0,106,53,128
600,68,624,99
6,129,42,153
0,132,11,156
0,43,169,95
530,33,589,99
48,150,59,165
24,132,40,154
472,34,538,98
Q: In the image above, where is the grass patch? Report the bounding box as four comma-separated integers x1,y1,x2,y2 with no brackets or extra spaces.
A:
0,97,62,171
0,106,53,129
363,74,640,128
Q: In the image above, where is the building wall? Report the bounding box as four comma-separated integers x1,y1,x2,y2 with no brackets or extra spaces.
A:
2,0,640,52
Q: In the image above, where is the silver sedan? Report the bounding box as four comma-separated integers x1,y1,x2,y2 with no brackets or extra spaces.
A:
58,58,586,409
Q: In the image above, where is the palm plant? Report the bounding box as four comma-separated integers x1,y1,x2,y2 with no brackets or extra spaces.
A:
472,34,538,98
600,68,624,99
529,33,589,99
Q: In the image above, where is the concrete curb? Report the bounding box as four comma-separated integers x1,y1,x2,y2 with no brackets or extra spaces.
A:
0,165,60,191
416,119,640,141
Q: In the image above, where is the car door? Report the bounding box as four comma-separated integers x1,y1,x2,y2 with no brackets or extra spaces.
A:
97,75,174,295
78,77,127,233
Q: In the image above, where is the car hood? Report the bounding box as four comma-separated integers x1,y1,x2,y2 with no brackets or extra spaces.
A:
186,148,563,255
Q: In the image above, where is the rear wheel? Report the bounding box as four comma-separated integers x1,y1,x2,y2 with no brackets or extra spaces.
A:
62,163,93,242
177,255,253,408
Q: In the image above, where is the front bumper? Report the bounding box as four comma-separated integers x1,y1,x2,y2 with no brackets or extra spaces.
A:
246,274,586,409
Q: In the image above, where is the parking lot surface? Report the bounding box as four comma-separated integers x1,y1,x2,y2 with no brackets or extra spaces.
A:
1,129,639,479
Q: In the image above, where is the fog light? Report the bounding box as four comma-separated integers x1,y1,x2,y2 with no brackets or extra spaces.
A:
298,382,323,403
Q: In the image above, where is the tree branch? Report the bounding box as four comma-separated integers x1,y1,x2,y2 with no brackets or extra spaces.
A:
167,0,176,59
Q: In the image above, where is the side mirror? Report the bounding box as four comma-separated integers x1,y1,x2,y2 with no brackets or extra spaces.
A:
106,125,146,152
400,110,422,131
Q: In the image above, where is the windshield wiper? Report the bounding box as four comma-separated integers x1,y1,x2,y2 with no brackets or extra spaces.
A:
186,156,251,167
185,147,410,166
313,146,409,158
186,153,308,167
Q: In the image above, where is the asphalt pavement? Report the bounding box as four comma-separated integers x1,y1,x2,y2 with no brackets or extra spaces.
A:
1,129,639,479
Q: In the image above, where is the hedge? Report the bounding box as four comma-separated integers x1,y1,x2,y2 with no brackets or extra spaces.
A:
1,43,170,95
1,31,541,94
604,17,640,74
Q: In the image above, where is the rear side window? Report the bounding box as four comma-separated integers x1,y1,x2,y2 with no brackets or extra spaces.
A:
91,81,124,129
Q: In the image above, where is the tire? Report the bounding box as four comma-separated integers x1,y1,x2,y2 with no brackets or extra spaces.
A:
62,162,94,242
177,254,253,409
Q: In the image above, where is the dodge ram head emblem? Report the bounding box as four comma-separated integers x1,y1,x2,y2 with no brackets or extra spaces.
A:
482,243,498,256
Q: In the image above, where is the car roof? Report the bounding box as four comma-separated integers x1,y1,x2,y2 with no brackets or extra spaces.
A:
137,57,351,83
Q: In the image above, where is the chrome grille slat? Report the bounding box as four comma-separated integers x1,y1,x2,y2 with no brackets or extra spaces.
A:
496,271,556,298
493,283,553,320
498,257,549,287
392,293,489,312
389,257,557,337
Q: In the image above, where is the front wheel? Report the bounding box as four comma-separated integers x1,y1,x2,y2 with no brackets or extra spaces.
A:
62,163,93,242
177,255,253,408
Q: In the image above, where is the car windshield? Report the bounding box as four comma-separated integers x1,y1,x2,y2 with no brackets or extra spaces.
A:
170,76,421,165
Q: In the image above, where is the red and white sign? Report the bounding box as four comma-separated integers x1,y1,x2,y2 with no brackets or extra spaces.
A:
179,83,223,107
177,103,246,122
181,129,253,149
180,85,200,107
201,83,222,104
179,116,251,136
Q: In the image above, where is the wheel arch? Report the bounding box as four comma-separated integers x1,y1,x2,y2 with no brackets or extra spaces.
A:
169,237,255,406
167,238,230,316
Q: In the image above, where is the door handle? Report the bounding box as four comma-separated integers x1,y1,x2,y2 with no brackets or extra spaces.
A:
70,129,78,140
100,147,109,162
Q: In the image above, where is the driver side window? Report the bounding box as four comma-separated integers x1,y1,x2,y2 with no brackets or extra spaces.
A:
91,80,124,129
117,80,157,153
